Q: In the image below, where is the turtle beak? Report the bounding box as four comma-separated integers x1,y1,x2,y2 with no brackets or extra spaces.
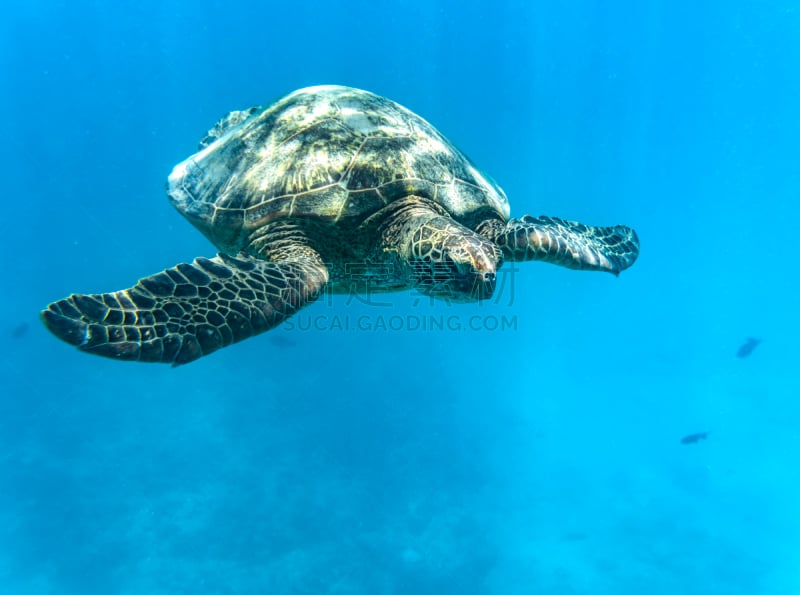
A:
475,269,497,300
452,257,497,301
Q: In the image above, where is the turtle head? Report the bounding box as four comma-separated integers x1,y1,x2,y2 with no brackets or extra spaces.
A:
409,223,503,302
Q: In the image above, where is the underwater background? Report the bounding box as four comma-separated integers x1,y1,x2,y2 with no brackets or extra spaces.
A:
2,0,799,593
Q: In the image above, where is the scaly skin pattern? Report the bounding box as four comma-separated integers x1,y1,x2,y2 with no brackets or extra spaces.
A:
407,216,501,300
373,198,502,301
41,253,328,365
476,215,639,275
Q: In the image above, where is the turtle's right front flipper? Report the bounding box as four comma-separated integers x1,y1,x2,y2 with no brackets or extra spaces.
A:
477,215,639,275
41,253,328,365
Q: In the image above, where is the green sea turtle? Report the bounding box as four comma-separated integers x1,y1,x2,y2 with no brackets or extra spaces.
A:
41,85,639,365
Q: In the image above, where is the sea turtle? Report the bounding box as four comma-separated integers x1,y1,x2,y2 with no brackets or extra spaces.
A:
41,85,639,365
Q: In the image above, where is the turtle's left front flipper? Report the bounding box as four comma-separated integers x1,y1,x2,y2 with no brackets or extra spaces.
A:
477,215,639,275
41,253,328,365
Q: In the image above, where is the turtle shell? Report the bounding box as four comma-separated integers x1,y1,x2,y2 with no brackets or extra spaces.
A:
167,85,510,253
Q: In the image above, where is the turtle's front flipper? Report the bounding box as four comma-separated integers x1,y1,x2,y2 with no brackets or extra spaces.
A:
477,216,639,275
41,253,328,365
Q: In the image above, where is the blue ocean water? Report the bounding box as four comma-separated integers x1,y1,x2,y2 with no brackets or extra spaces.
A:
2,0,799,592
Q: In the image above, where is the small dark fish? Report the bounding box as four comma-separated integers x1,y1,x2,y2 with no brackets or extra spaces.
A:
737,337,761,358
680,432,709,445
11,323,29,339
